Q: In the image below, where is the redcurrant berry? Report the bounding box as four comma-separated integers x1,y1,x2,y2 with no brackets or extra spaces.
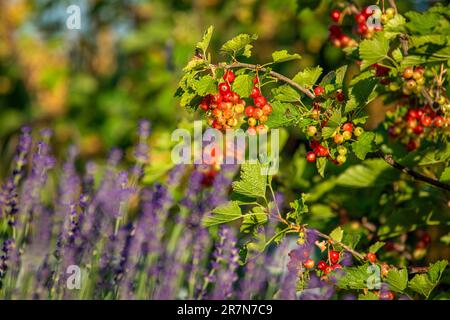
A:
223,70,236,83
314,86,325,96
306,152,317,163
304,259,315,269
218,82,231,95
330,9,341,22
317,260,327,271
329,250,340,265
366,252,377,263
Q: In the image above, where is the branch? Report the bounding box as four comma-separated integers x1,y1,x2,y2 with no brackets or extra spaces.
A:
388,0,398,14
219,62,316,99
377,151,450,192
314,229,366,260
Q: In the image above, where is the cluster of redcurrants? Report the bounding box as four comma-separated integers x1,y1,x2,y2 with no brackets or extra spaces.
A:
328,6,396,48
387,104,447,151
306,121,364,165
244,79,273,135
199,70,272,134
303,250,343,276
199,71,245,131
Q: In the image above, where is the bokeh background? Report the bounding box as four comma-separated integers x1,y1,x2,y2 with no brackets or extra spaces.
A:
0,0,429,164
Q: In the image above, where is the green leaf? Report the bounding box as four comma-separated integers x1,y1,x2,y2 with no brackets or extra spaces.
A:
368,241,385,253
271,85,301,102
221,33,258,58
359,33,390,70
292,66,323,89
196,26,214,54
386,269,408,292
409,260,448,298
287,193,309,224
194,75,216,96
330,226,343,243
440,167,450,184
316,157,327,177
272,50,301,63
428,260,448,283
336,159,397,188
392,48,403,62
337,264,372,290
202,201,242,227
240,207,268,233
322,109,342,138
232,162,267,198
232,74,253,97
358,292,379,300
352,132,375,160
409,274,435,298
265,101,300,128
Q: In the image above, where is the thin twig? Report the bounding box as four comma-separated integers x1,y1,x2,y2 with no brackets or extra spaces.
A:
377,151,450,192
219,62,316,99
314,229,366,260
388,0,398,13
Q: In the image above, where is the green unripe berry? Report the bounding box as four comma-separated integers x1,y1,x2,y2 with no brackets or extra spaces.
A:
438,96,446,105
307,125,317,137
386,8,395,19
337,146,348,155
354,127,364,137
337,154,347,164
389,83,400,92
343,130,352,140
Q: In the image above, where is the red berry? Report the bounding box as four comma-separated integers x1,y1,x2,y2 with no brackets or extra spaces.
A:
421,116,432,127
413,125,424,135
314,86,325,96
223,70,236,83
406,140,419,151
250,86,261,98
422,233,431,245
245,106,255,117
212,93,222,104
252,77,258,84
434,116,444,127
324,266,333,275
247,126,257,135
357,23,368,34
330,9,341,22
304,259,315,269
306,152,317,163
366,253,377,263
336,92,345,102
407,109,419,120
199,102,209,111
218,82,230,95
317,260,327,271
254,96,267,108
329,250,340,265
262,104,273,115
355,13,366,24
332,263,342,270
342,122,353,132
362,6,373,18
310,139,320,150
329,25,342,36
316,145,329,157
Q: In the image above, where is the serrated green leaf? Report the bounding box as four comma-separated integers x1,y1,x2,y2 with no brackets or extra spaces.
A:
386,269,408,292
272,50,301,63
221,33,258,58
194,75,216,96
428,260,448,283
359,33,390,70
337,264,372,290
409,274,435,298
196,26,214,54
232,74,253,97
352,132,375,160
183,57,207,72
330,226,343,243
336,159,397,188
287,193,309,224
265,101,300,128
316,157,327,177
240,207,268,234
232,162,267,198
293,66,322,89
271,85,301,102
440,167,450,184
392,48,403,62
368,241,385,253
202,201,242,227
